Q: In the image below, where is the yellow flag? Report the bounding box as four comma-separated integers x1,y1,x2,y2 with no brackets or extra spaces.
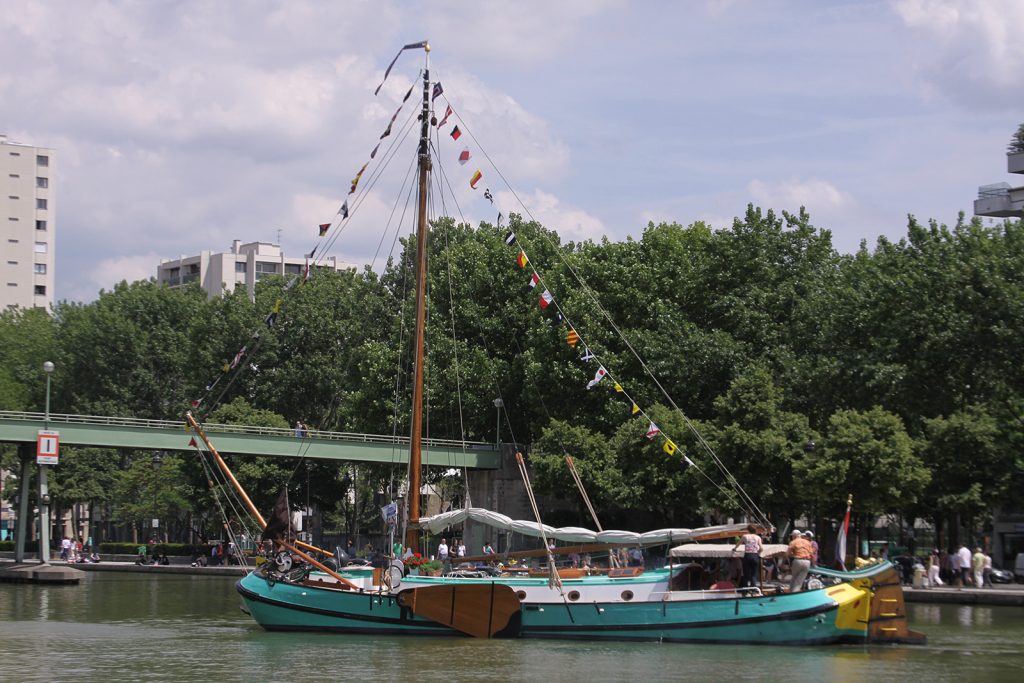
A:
663,438,677,456
614,382,624,393
631,403,640,415
273,298,283,313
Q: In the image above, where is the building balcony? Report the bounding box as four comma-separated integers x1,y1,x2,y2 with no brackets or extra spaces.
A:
1009,151,1024,175
975,182,1024,218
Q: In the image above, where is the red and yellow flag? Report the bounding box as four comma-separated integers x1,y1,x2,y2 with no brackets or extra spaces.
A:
567,329,579,347
516,251,528,268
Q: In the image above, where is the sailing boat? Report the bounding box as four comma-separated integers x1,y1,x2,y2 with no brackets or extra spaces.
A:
187,42,924,645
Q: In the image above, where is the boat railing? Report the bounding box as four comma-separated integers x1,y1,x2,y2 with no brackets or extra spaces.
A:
0,410,494,450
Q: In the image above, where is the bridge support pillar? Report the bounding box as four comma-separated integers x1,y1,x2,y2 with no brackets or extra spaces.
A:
14,444,33,563
464,443,530,555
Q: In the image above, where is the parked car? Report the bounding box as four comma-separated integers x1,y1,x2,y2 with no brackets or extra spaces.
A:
989,566,1013,584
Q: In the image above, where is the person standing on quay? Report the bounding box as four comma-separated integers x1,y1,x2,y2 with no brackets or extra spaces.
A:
733,524,762,589
804,531,819,567
787,530,813,592
957,544,972,588
972,547,985,588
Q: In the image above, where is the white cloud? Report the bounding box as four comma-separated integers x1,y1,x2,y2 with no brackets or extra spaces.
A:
748,178,854,213
81,252,163,301
501,189,605,243
893,0,1024,108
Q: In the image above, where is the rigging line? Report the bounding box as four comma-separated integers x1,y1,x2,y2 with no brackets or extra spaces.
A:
370,144,420,269
445,103,768,526
385,169,421,488
429,135,525,452
196,446,260,536
196,448,259,548
321,107,422,264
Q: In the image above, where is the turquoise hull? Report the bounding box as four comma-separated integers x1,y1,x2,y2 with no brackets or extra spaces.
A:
236,571,867,644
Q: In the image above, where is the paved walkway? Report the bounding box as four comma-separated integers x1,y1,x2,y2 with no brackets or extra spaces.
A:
1,557,249,579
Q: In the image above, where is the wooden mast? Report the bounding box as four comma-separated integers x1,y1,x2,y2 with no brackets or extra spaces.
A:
406,45,432,551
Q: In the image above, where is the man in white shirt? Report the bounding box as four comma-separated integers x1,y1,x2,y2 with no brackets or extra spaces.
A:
956,545,971,587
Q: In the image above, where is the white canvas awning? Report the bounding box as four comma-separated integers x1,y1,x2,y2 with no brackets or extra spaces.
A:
415,507,749,547
669,543,790,559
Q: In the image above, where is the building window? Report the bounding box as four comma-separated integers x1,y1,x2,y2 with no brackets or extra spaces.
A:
7,261,16,265
7,238,18,243
7,283,17,287
34,263,47,274
284,263,302,275
37,155,48,166
255,261,278,280
8,151,20,156
36,220,46,231
235,261,247,273
8,196,18,200
7,217,17,221
37,177,49,188
34,285,46,295
36,198,47,210
34,242,47,253
9,173,19,178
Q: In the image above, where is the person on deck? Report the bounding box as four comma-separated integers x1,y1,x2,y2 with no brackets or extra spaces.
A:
438,538,450,571
804,531,819,567
787,530,813,592
733,524,762,589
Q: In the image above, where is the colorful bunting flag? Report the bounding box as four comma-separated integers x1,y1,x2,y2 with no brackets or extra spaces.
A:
631,403,641,415
497,213,504,228
403,83,414,103
516,251,528,268
470,169,482,189
339,200,349,219
451,125,462,141
375,41,428,96
529,272,539,289
265,311,277,328
438,105,453,127
547,312,564,326
319,223,330,237
484,188,493,203
539,290,553,309
230,345,247,369
646,422,661,439
587,366,607,390
504,230,515,245
567,329,579,347
459,148,470,165
272,298,283,313
663,438,677,456
432,82,443,101
370,144,380,160
190,400,200,408
682,455,695,470
614,382,624,393
350,162,368,194
188,437,198,448
581,348,595,362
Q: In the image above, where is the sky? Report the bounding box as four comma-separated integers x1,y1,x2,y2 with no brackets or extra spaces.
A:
2,0,1022,303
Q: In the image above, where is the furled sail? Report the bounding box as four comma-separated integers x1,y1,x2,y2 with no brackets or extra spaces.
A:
415,507,751,546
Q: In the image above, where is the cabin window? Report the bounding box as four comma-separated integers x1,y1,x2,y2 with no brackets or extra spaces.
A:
515,590,527,601
621,590,634,601
567,590,580,602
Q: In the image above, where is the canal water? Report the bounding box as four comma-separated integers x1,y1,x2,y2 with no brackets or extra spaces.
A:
1,573,1022,682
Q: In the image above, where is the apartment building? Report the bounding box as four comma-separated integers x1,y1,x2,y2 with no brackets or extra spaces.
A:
157,240,349,299
1,135,55,311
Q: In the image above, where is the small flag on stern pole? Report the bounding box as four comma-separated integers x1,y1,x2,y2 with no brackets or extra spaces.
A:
836,494,852,571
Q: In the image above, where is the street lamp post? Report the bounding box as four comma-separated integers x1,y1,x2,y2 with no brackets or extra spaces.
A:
151,451,164,543
38,361,55,565
493,398,504,449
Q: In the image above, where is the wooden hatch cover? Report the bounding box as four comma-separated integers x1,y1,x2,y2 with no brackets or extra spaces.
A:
396,582,521,638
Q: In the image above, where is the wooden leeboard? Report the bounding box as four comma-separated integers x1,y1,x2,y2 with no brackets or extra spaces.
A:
397,583,521,638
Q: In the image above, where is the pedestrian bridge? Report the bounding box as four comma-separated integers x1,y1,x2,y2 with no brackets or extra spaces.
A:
0,411,499,469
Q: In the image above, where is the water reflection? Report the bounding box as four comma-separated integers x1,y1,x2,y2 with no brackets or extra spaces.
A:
1,574,1022,683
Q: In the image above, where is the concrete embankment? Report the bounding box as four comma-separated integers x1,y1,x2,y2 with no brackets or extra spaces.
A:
1,554,248,581
904,585,1024,607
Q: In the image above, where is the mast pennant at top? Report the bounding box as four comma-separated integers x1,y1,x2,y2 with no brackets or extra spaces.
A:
375,40,429,95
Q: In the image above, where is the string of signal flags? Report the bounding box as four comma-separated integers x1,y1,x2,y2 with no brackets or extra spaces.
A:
503,229,696,472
